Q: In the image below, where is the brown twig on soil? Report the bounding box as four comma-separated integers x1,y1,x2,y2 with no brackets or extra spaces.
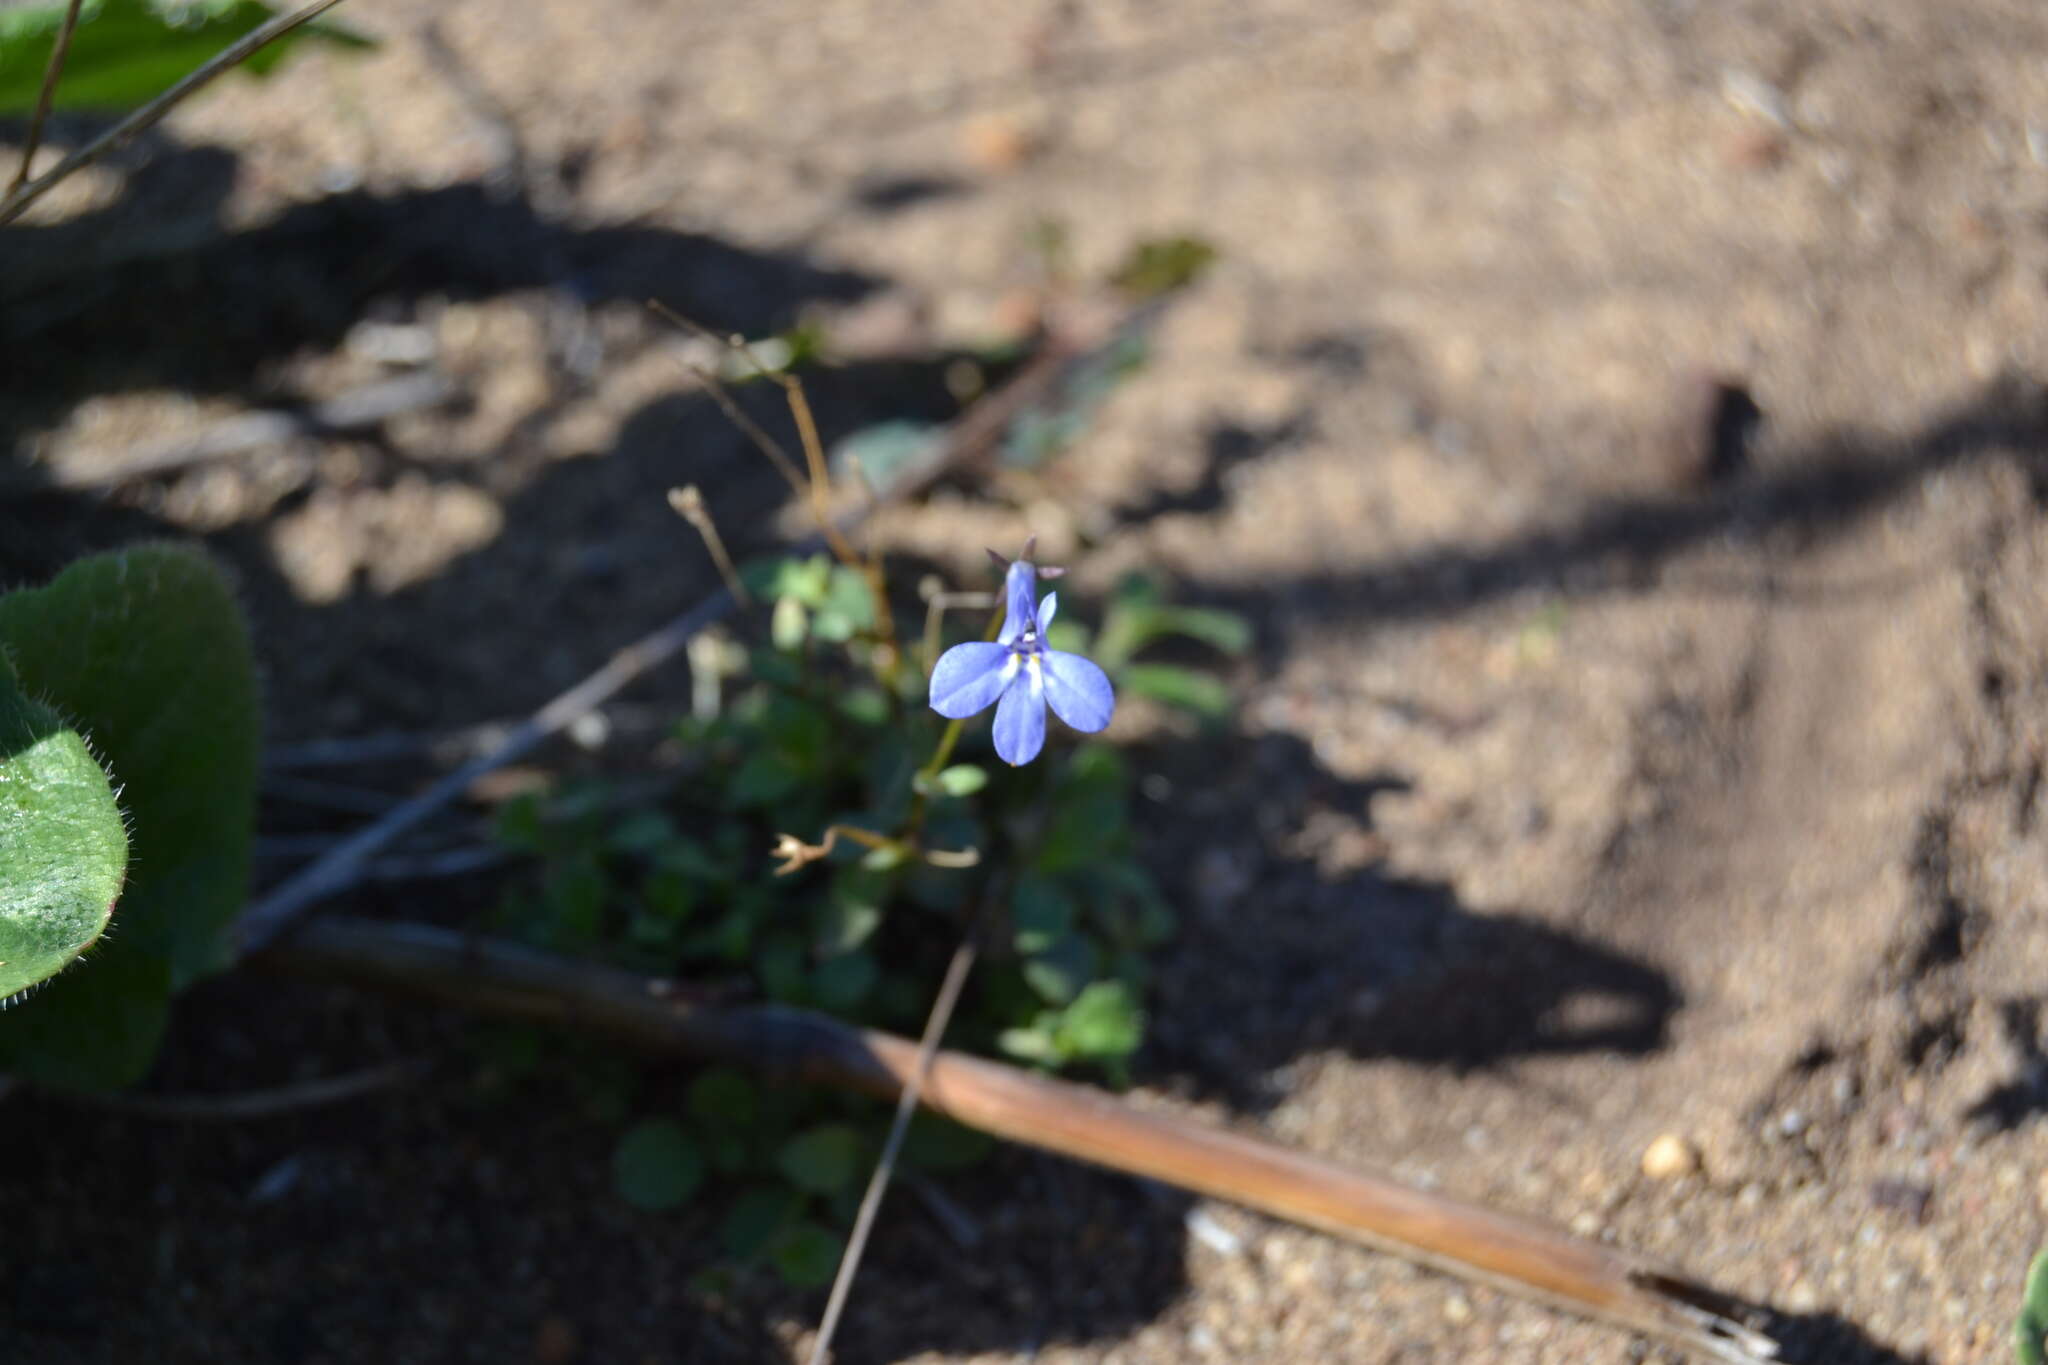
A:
7,0,85,197
232,587,738,955
0,0,355,228
53,1058,424,1121
265,917,1782,1365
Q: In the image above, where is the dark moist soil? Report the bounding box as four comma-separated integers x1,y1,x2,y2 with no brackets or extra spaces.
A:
8,2,2048,1362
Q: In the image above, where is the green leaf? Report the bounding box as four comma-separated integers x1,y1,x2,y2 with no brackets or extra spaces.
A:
900,1113,994,1172
754,933,808,1003
542,852,609,948
777,1123,865,1195
1110,234,1218,299
0,545,259,1089
2018,1248,2048,1365
1044,619,1092,655
997,1024,1063,1065
640,868,698,924
494,793,547,854
757,555,831,608
1092,576,1250,666
837,687,889,726
823,566,877,631
810,950,878,1011
1010,876,1076,954
815,870,885,954
720,1185,801,1260
1022,933,1097,1005
770,1220,845,1289
1118,664,1232,719
728,750,800,808
913,763,987,799
0,677,127,998
0,0,373,116
612,1120,704,1211
771,595,809,651
1147,605,1252,656
687,1069,759,1130
0,945,169,1084
830,421,943,490
1055,981,1143,1061
607,810,677,855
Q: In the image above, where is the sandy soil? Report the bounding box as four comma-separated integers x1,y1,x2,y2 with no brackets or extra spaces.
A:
7,2,2048,1362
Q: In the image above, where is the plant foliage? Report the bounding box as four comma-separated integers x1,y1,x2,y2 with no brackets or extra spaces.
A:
0,545,260,1088
0,0,372,116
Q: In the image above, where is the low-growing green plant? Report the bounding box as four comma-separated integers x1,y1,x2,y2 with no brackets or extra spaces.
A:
483,549,1245,1284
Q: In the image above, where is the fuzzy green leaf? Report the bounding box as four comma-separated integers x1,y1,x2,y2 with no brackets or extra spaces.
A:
0,546,259,1088
2017,1248,2048,1365
0,676,127,998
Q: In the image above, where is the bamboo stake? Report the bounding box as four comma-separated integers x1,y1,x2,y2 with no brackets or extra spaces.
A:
265,916,1779,1363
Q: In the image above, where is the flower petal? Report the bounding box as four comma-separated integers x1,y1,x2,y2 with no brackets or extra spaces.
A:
929,642,1015,718
991,674,1046,765
1038,591,1058,632
999,560,1038,644
1040,650,1115,733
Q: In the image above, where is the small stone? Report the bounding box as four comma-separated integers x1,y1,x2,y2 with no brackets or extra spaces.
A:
1641,1134,1701,1180
962,114,1037,172
1570,1211,1602,1238
1785,1280,1820,1314
1443,1294,1473,1324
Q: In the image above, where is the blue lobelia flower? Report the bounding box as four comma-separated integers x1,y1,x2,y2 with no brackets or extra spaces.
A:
928,554,1115,766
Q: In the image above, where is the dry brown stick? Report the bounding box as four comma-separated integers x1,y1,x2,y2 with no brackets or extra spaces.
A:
267,916,1781,1364
7,0,85,197
0,0,352,227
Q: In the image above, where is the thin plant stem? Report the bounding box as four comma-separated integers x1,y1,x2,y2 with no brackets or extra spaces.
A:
7,0,84,197
646,302,865,569
648,303,810,493
804,927,981,1365
919,718,966,783
667,485,751,606
645,302,909,682
0,0,354,227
